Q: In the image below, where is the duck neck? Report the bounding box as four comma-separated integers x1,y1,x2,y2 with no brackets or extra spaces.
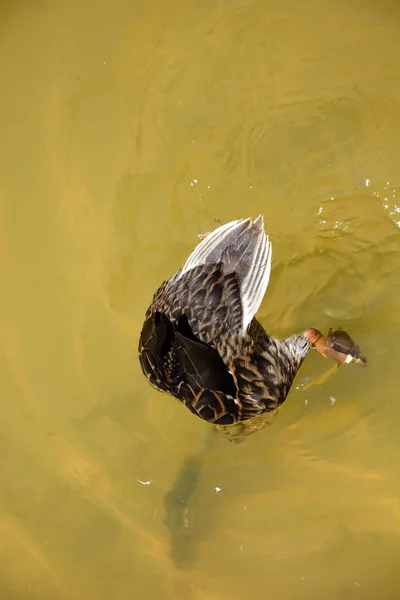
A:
283,332,312,365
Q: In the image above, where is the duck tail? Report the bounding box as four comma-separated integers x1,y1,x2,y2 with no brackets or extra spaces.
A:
180,216,272,331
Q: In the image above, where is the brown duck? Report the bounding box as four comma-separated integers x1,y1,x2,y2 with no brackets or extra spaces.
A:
139,216,365,426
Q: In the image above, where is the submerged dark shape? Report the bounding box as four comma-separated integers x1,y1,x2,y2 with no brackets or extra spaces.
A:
138,216,366,426
163,453,204,568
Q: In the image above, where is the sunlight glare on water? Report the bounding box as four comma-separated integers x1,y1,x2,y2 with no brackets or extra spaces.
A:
0,0,400,598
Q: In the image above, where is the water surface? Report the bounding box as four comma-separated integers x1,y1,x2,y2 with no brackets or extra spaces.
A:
1,1,400,598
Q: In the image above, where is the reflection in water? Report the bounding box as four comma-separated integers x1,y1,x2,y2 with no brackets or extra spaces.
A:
0,0,400,598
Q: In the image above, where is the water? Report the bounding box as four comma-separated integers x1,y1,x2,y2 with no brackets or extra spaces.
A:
0,0,399,598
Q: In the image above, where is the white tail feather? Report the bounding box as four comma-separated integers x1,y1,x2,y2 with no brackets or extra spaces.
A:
180,219,247,275
177,216,272,332
240,216,272,331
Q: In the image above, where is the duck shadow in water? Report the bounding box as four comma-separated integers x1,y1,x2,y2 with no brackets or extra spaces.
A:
163,452,206,568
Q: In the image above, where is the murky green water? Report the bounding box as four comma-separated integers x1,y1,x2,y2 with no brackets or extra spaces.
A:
1,1,400,598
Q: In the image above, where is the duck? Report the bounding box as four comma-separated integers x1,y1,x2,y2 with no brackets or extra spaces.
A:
138,216,366,426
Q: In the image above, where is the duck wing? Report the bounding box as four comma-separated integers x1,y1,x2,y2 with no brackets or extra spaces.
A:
139,311,172,393
139,312,240,424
